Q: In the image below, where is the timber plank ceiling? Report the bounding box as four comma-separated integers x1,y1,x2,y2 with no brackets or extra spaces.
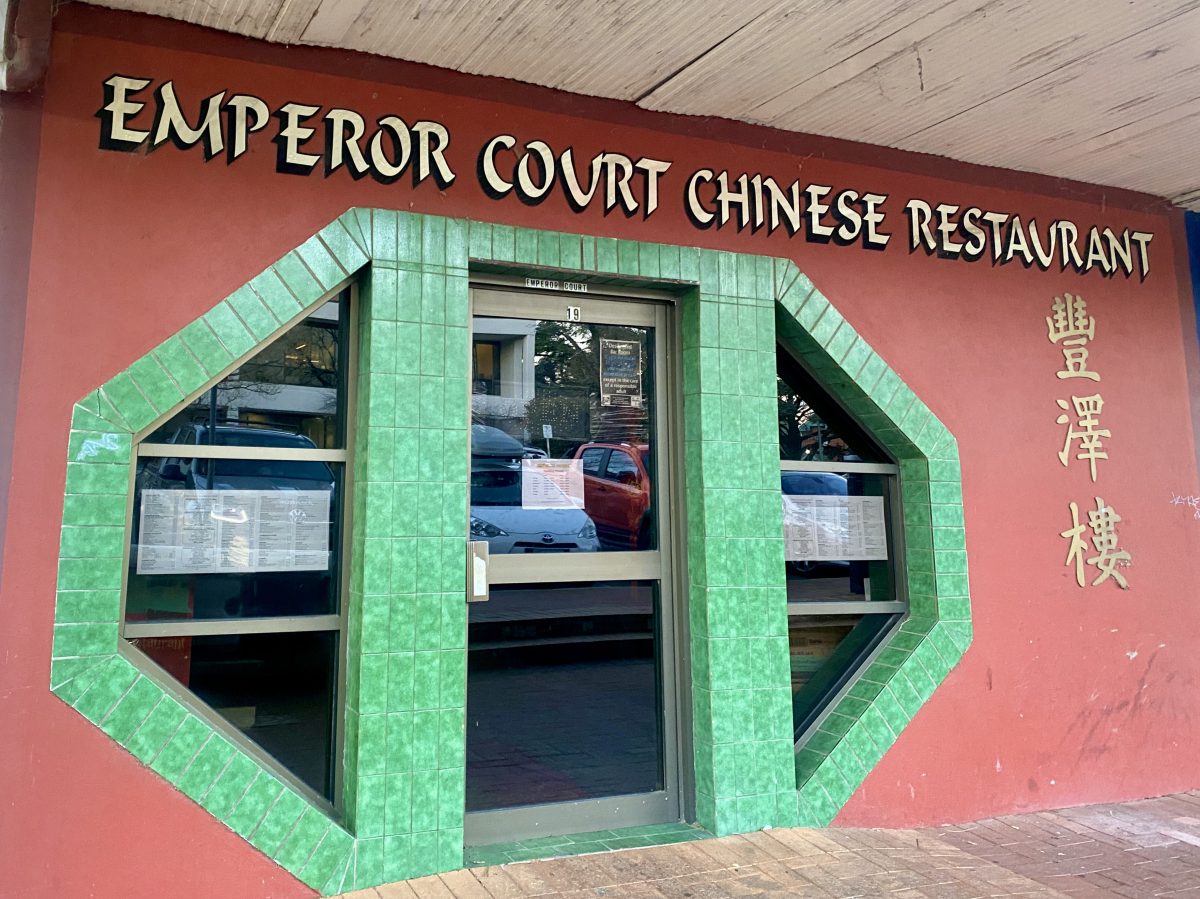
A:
80,0,1200,209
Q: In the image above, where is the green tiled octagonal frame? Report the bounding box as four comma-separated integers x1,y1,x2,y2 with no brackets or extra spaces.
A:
51,208,971,894
773,271,972,825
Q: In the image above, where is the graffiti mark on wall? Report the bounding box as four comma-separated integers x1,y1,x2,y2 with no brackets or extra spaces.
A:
75,432,121,461
1169,493,1200,520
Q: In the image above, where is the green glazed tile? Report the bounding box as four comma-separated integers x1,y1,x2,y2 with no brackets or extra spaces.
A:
225,285,280,341
273,251,325,305
101,675,161,743
126,355,185,412
225,772,285,837
249,788,308,855
150,715,211,781
248,269,305,324
178,734,236,801
204,302,257,359
273,807,329,871
201,750,260,820
295,233,350,291
123,695,186,763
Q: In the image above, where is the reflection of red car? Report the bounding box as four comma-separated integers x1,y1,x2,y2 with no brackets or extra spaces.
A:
572,443,652,550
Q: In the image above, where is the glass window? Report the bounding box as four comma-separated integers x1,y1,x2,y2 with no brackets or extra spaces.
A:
778,349,886,464
146,297,348,450
787,614,896,736
604,449,641,484
130,631,337,794
782,469,898,604
124,291,351,805
579,446,606,476
469,315,657,553
778,342,903,743
125,459,341,620
466,580,661,811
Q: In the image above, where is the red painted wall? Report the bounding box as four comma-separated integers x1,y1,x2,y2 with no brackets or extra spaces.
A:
0,87,40,595
3,7,1198,896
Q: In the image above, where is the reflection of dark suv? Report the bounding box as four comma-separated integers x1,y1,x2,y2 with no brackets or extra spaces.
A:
139,425,335,492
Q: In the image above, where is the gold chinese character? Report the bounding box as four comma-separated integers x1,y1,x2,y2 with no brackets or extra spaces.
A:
1086,497,1130,589
1047,293,1099,381
1057,395,1110,482
1061,498,1131,589
1060,501,1089,587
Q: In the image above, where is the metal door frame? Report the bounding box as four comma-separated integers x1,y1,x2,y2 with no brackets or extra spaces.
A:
463,284,684,845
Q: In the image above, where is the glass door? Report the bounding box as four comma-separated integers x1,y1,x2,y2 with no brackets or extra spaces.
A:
464,286,680,844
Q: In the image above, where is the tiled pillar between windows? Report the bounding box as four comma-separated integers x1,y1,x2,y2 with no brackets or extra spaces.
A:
342,213,472,887
679,253,800,836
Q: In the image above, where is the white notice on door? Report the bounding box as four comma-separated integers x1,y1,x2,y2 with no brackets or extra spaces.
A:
136,489,332,575
521,458,585,509
782,495,887,562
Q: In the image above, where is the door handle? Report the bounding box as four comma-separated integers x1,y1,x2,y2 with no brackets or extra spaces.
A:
467,540,490,603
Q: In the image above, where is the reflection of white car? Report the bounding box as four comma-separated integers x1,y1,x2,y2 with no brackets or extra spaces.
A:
470,423,600,553
469,504,600,554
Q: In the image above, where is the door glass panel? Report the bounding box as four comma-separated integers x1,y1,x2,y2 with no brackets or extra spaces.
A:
466,581,662,811
782,469,898,603
470,317,657,553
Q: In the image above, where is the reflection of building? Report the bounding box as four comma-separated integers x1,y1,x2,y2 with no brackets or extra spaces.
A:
473,319,598,449
156,300,343,449
471,317,536,430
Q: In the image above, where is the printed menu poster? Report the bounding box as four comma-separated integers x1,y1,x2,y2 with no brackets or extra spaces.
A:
137,489,331,575
600,339,643,408
521,458,585,509
782,495,887,561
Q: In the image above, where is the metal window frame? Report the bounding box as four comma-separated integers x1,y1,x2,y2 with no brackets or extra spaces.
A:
123,614,342,638
780,460,898,475
117,282,358,815
137,445,348,462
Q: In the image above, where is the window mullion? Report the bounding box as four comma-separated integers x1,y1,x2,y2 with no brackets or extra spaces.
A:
137,444,347,462
123,614,342,639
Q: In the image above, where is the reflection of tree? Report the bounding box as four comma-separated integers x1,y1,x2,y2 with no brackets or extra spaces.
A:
534,321,595,387
218,323,340,410
779,378,843,461
532,321,651,447
239,323,339,390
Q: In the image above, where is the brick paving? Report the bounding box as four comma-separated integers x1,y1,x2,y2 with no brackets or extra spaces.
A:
338,792,1200,898
932,792,1200,897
